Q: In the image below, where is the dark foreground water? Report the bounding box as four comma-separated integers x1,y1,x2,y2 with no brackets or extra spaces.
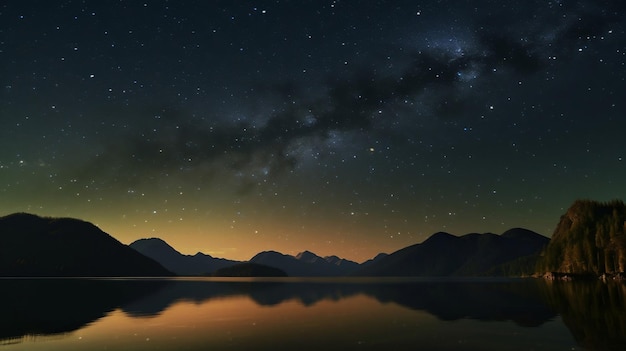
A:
0,277,625,351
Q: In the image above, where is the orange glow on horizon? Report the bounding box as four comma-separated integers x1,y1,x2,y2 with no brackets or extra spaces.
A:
97,212,415,263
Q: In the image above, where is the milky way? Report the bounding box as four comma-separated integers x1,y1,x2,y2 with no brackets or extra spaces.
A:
1,1,625,261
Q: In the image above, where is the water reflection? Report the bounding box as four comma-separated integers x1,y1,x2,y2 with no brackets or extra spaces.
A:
121,278,556,326
540,280,626,351
0,278,625,350
0,278,166,343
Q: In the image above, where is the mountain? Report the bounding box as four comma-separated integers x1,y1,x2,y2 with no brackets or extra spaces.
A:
250,250,358,276
360,253,389,268
211,262,287,277
250,251,315,276
355,228,549,277
297,250,360,275
0,213,172,277
323,255,360,274
536,199,626,277
295,250,326,264
130,238,240,275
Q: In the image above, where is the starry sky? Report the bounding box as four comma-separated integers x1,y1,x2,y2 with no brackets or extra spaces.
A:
1,0,625,262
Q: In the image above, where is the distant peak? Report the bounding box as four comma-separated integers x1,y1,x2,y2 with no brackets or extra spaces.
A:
296,250,318,258
257,250,285,255
193,252,212,258
250,250,293,260
0,212,49,227
129,237,181,255
296,250,323,263
423,231,457,243
1,212,43,220
501,228,543,239
133,237,168,244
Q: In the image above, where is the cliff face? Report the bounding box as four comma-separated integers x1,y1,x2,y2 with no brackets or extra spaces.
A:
538,200,626,275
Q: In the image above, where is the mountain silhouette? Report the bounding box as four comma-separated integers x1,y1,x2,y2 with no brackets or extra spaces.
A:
356,228,549,276
1,212,552,277
129,238,239,275
295,250,325,263
296,250,360,274
0,213,172,277
323,254,361,274
250,250,359,276
130,229,548,277
129,239,360,277
360,252,389,268
250,251,318,276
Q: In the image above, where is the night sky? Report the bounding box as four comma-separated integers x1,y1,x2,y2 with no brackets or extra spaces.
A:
1,1,625,262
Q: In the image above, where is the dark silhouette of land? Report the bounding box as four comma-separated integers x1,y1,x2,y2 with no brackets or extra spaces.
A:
0,213,172,277
2,198,624,278
130,237,240,275
249,250,361,276
0,213,551,278
355,228,548,276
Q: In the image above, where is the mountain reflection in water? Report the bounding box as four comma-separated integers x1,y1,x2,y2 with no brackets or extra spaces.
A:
540,280,626,351
1,278,625,350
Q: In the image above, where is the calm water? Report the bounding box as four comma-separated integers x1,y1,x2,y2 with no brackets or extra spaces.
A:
0,277,625,350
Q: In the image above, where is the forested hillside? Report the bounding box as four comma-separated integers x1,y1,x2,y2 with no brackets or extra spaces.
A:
537,200,626,275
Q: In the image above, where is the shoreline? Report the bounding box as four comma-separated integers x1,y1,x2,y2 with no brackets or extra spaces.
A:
541,272,626,281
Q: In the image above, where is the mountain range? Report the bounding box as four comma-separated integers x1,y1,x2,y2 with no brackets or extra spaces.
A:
129,237,239,276
136,227,548,277
249,250,364,276
0,212,549,277
129,240,368,277
2,199,622,278
355,228,549,276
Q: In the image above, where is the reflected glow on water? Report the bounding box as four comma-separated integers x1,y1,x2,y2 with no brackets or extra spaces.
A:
0,278,623,350
66,296,443,350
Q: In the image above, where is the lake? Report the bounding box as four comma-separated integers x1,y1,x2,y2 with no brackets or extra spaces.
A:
0,277,624,350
